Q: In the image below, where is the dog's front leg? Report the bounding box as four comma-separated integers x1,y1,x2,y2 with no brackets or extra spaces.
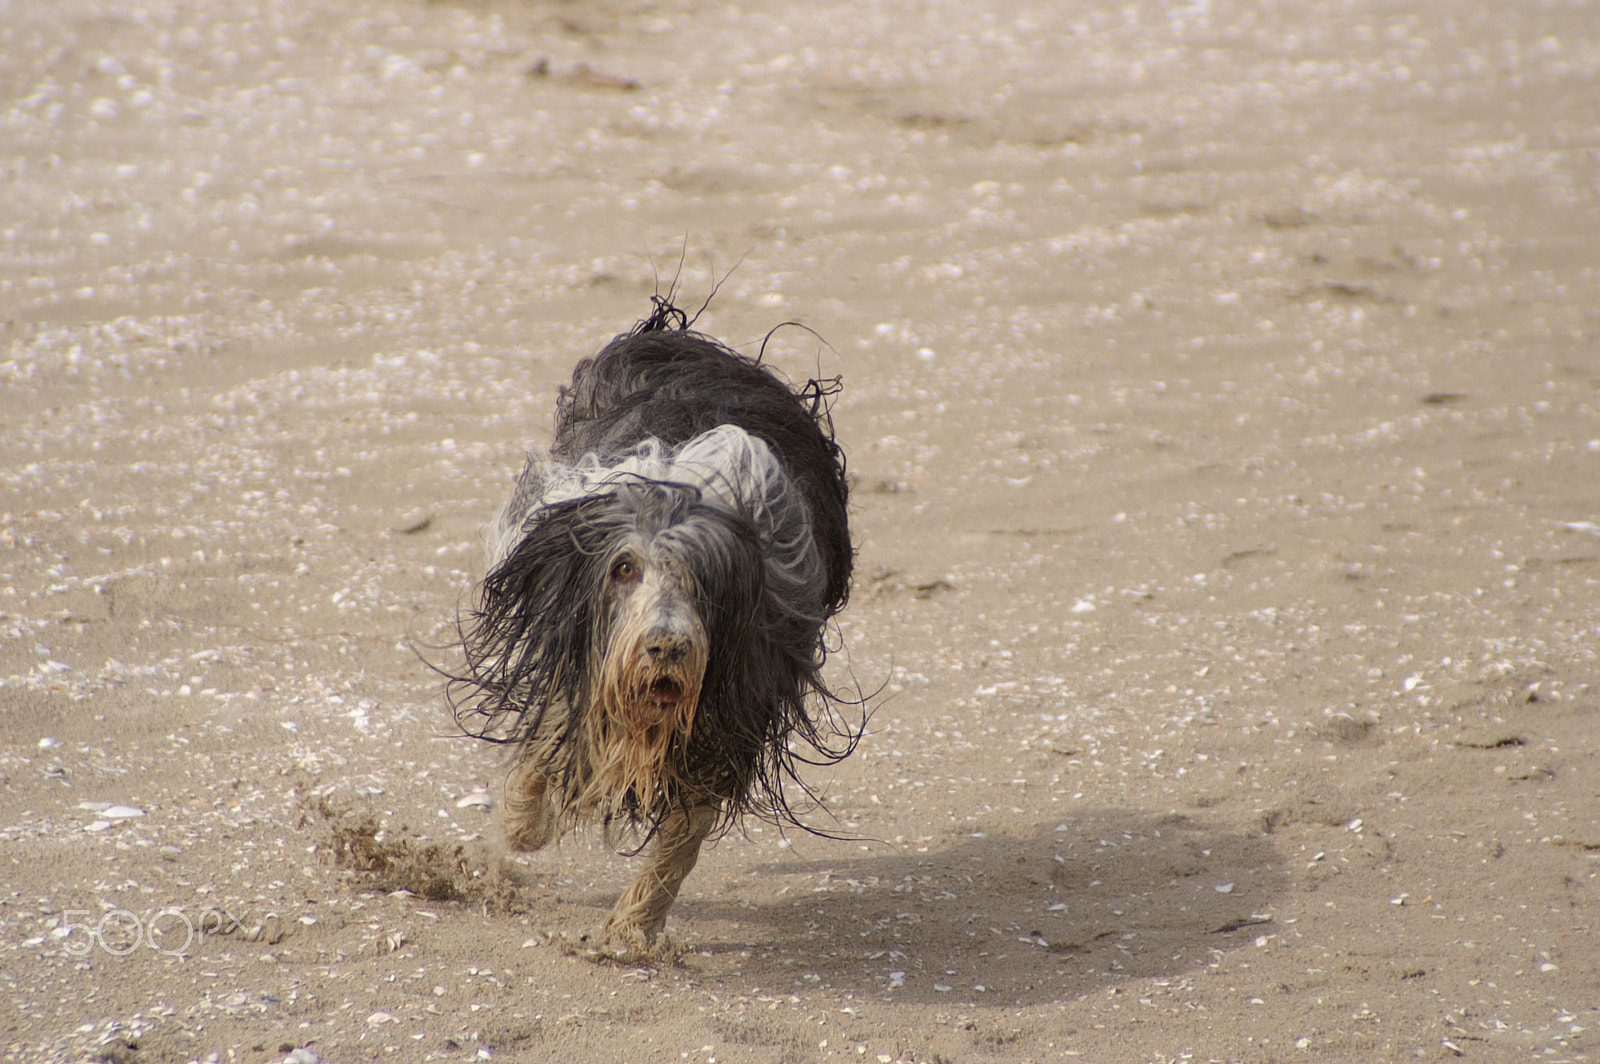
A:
600,801,717,956
500,755,559,853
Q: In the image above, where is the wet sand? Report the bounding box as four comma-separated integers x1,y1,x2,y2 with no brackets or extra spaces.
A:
3,0,1598,1061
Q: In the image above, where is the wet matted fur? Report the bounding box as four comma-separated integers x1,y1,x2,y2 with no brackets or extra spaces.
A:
448,299,859,954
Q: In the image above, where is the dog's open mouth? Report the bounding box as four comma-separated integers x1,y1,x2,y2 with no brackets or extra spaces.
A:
646,677,684,705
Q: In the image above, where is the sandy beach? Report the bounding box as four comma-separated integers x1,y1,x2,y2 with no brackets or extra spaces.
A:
3,0,1598,1060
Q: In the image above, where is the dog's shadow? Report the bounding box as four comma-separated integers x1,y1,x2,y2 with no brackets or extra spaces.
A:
666,807,1290,1006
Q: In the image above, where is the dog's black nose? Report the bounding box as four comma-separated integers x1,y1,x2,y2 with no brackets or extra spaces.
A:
643,633,687,664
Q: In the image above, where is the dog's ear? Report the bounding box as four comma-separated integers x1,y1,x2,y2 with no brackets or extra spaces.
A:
684,507,765,648
461,496,622,734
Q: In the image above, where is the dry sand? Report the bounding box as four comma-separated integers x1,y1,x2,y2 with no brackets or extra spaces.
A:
3,0,1598,1061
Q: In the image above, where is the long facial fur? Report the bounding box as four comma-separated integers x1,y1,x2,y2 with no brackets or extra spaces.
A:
581,535,710,824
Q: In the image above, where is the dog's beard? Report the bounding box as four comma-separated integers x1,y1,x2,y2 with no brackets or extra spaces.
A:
579,605,709,823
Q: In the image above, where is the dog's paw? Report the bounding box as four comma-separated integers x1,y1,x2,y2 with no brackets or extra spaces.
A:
500,762,558,852
598,919,655,960
580,919,682,966
566,941,674,967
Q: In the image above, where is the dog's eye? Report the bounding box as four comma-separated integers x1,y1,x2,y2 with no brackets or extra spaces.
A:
610,558,640,583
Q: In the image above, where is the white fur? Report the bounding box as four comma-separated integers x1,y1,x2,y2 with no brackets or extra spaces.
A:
485,425,825,611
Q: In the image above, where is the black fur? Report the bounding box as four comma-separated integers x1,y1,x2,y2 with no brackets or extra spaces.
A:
552,299,852,614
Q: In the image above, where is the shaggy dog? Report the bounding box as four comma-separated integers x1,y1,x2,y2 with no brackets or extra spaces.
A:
450,299,858,954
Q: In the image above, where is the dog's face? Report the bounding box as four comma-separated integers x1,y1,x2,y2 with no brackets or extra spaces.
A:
587,485,765,756
575,489,769,814
596,536,710,742
466,474,778,820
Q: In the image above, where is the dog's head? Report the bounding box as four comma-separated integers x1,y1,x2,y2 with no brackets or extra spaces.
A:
597,540,706,731
453,423,856,832
462,480,767,809
590,483,761,748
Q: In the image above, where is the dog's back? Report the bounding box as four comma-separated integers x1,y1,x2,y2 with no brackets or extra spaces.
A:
553,323,852,613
